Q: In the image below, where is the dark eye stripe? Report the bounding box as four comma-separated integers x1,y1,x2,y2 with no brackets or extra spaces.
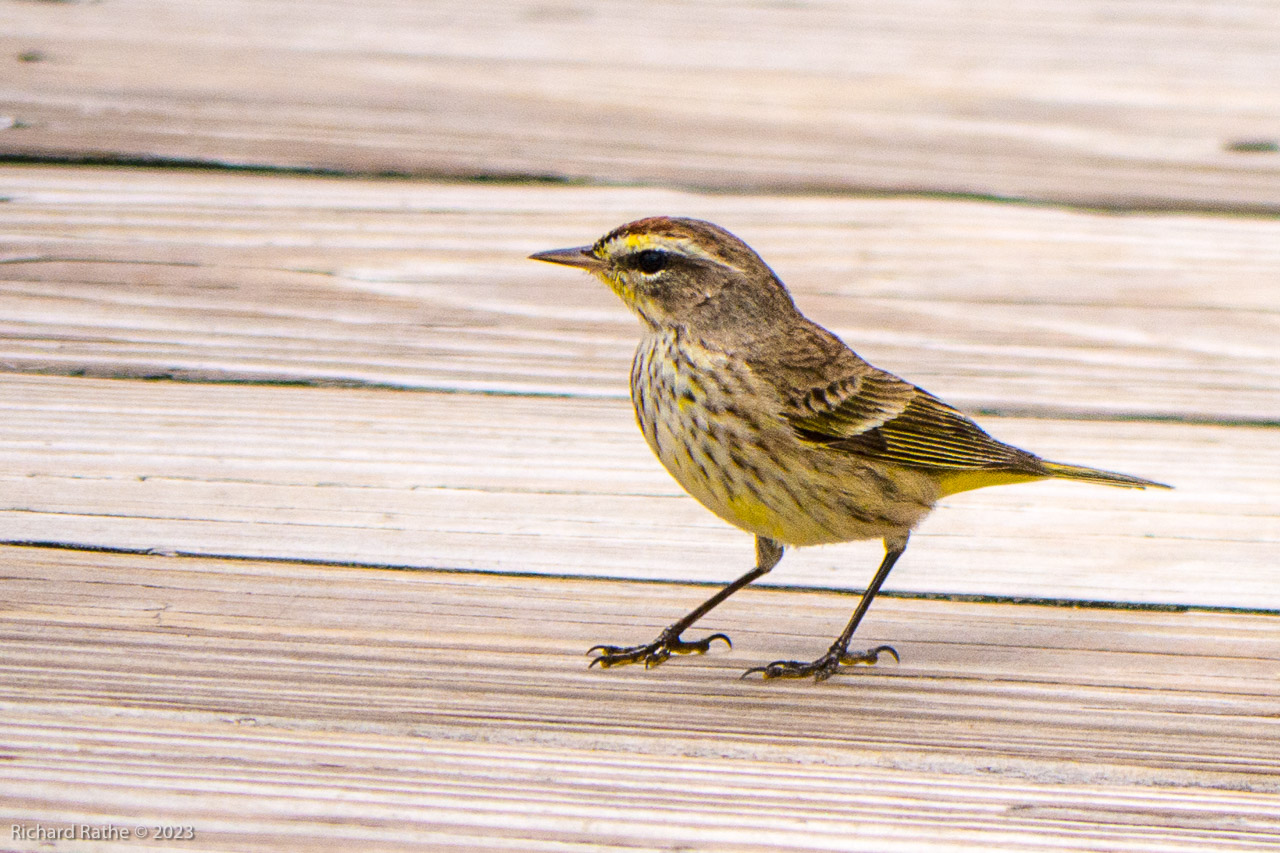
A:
630,249,669,274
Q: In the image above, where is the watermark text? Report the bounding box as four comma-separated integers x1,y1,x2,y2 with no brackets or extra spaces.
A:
13,823,196,841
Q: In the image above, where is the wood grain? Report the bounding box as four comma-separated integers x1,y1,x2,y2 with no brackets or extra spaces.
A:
3,546,1278,852
3,374,1274,610
3,2,1278,848
3,166,1277,422
4,0,1280,210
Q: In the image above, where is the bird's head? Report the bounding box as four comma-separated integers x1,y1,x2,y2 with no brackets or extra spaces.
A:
530,217,796,332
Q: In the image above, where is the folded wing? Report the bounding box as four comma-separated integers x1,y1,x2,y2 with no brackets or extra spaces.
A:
784,368,1045,474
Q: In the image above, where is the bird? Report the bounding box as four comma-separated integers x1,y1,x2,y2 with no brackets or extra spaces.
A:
530,217,1170,681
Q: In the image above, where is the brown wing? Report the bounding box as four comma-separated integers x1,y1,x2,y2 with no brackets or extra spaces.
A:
743,316,1044,473
785,370,915,439
786,368,1044,473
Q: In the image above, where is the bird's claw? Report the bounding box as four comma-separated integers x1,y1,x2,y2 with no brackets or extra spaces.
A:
741,644,898,682
588,631,731,670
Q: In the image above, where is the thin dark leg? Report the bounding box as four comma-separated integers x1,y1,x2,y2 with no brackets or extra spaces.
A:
744,535,908,682
588,536,784,670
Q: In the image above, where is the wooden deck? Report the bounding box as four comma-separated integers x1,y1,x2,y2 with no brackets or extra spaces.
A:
3,2,1279,850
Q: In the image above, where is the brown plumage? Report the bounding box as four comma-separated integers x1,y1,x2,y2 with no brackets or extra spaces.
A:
531,217,1169,681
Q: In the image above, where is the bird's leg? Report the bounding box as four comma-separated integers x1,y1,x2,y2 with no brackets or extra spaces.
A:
744,535,907,682
589,537,784,670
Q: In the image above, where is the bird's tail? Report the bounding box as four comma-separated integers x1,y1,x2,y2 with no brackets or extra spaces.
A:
1040,460,1171,490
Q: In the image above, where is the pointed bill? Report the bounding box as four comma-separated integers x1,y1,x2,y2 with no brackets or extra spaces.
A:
529,245,605,271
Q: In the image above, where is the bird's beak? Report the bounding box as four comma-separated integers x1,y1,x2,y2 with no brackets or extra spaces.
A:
528,245,605,271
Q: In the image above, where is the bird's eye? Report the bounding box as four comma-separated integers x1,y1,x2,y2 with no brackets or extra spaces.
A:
633,249,669,275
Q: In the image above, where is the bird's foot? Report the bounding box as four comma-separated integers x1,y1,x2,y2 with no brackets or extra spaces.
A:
588,628,731,670
742,644,898,682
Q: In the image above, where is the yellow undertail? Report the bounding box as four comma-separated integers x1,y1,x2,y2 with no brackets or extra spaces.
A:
937,461,1170,497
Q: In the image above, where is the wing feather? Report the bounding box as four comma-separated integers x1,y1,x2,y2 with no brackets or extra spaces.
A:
785,369,1044,473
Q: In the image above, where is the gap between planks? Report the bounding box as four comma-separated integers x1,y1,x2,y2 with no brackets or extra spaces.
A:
1,166,1278,423
5,0,1280,210
2,545,1278,852
1,373,1275,610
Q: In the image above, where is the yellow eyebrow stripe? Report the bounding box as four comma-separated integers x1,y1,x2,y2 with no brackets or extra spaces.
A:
604,233,725,265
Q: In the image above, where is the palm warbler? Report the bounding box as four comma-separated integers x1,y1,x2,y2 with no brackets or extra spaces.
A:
531,217,1169,681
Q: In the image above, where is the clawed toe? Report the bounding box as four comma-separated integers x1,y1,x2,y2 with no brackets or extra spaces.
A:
674,633,732,655
587,631,732,670
586,642,654,669
742,644,898,681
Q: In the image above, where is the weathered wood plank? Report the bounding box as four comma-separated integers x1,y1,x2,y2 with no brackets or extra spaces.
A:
3,546,1278,852
2,166,1277,422
4,0,1280,210
2,374,1274,610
